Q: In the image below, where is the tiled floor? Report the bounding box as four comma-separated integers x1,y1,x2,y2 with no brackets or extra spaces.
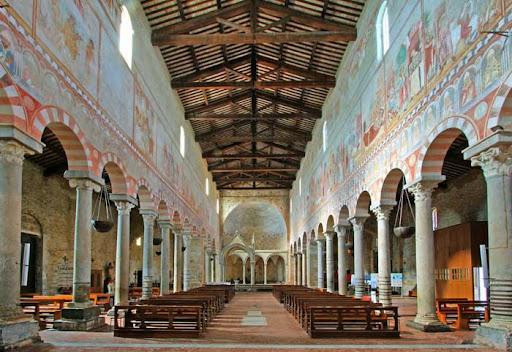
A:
21,292,496,352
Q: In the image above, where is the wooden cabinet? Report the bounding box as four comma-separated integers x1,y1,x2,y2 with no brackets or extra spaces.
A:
434,222,487,300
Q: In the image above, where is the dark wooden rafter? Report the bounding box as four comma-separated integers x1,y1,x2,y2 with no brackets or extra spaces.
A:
141,0,363,189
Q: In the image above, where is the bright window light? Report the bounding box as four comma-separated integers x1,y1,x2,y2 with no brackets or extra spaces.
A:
180,126,185,157
119,6,133,69
216,198,220,214
136,237,142,246
322,120,327,152
205,178,210,196
299,177,302,196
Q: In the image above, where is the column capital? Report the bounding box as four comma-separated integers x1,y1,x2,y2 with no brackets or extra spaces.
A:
324,230,335,240
140,210,158,224
406,178,444,202
111,194,137,214
64,171,104,192
471,145,512,178
370,204,395,221
0,139,32,165
349,216,368,230
334,223,349,235
315,238,325,244
158,220,173,229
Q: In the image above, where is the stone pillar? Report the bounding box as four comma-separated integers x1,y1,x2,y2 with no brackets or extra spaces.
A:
264,259,268,284
250,257,255,285
212,253,217,283
159,221,172,295
173,230,181,292
111,195,136,305
296,253,302,285
335,224,349,295
350,217,367,299
141,210,157,299
316,239,325,289
242,259,247,284
302,250,307,286
182,232,191,291
407,180,448,331
371,205,394,307
306,244,312,287
325,231,335,293
0,139,40,348
467,137,512,349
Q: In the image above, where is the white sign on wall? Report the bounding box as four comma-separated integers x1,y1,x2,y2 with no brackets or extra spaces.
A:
391,273,403,287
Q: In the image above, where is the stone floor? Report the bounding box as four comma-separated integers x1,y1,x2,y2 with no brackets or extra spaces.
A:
20,292,497,352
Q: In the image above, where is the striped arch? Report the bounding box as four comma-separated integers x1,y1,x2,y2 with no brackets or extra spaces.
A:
31,106,92,172
338,205,350,226
99,153,131,195
416,116,478,179
316,223,324,240
0,62,27,129
172,210,182,227
326,215,335,232
352,191,371,218
136,179,156,211
157,200,170,222
310,229,315,244
378,168,408,206
486,71,512,133
298,237,302,253
302,232,308,247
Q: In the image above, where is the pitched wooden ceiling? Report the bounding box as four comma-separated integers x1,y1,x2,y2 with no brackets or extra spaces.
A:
140,0,365,189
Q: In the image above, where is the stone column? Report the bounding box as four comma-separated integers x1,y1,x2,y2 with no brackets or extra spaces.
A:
325,231,335,293
111,195,136,305
212,253,217,282
306,244,312,287
316,239,325,289
302,250,307,286
250,257,255,285
264,259,268,284
468,140,512,349
407,180,448,331
159,221,172,295
335,224,349,295
350,217,367,299
371,205,394,307
172,230,181,292
182,232,191,291
242,259,247,284
140,210,157,299
296,253,302,285
0,139,39,348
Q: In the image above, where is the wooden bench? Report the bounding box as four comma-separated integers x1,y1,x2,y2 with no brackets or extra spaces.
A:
455,302,490,330
308,306,400,338
20,297,68,329
114,305,202,338
436,298,468,324
90,293,112,310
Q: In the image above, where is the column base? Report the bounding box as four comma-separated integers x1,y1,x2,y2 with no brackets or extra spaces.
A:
407,316,451,332
473,321,512,351
53,306,104,331
0,317,40,350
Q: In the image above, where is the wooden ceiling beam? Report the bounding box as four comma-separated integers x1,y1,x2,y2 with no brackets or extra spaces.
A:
217,186,291,190
197,135,309,143
172,56,252,83
262,141,305,154
210,167,298,172
257,0,357,36
153,30,356,46
172,80,335,89
186,112,320,120
186,90,251,114
152,0,251,38
213,177,295,182
194,120,252,141
203,153,304,159
257,56,335,81
258,120,311,138
256,90,321,115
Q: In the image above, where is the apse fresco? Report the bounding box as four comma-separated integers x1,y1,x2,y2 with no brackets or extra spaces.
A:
291,0,512,238
37,0,100,96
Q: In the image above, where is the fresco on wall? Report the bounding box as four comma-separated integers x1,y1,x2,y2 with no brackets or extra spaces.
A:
98,33,133,137
362,69,386,147
134,81,155,159
37,0,99,96
6,0,33,29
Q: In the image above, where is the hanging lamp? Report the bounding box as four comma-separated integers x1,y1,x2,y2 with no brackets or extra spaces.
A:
393,176,416,239
91,184,114,233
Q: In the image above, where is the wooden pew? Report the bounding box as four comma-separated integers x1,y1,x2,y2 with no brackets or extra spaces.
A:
307,306,400,338
455,302,490,330
114,305,202,338
436,298,469,324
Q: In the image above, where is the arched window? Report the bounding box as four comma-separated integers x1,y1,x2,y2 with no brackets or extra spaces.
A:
180,126,185,157
322,120,328,152
119,6,133,69
205,177,210,196
432,207,439,231
299,177,302,196
216,198,220,214
376,1,389,62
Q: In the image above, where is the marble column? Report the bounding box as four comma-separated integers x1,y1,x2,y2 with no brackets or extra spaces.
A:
264,259,268,284
159,221,172,295
302,249,307,286
371,205,394,307
111,195,136,305
350,216,367,299
316,239,325,289
306,243,312,287
242,259,247,284
66,174,102,307
250,257,255,285
182,232,191,291
204,251,210,284
140,210,157,299
468,139,512,349
325,231,335,293
408,180,447,331
212,253,217,282
335,224,349,295
0,139,39,347
173,229,181,292
297,253,302,285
